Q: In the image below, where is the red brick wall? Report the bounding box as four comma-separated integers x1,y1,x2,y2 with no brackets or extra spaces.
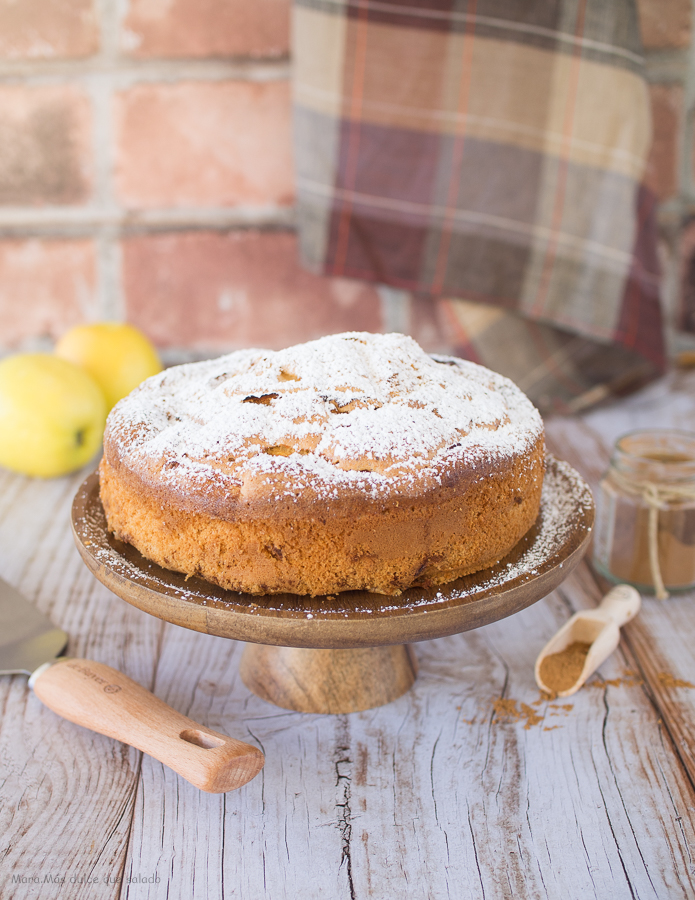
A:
0,0,384,359
0,0,692,358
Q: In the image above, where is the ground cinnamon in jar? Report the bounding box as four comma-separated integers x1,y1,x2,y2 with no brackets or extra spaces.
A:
538,641,591,694
594,430,695,599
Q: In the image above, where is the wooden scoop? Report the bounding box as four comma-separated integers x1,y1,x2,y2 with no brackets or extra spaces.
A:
535,585,641,697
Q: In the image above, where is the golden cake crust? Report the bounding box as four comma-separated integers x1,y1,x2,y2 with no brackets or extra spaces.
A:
99,332,545,595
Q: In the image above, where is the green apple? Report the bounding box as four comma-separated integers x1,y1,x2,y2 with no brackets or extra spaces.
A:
55,322,162,412
0,354,107,478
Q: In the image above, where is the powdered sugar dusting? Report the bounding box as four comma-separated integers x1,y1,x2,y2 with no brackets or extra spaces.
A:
105,332,544,506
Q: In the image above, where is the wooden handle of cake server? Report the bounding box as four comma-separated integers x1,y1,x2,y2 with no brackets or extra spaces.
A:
29,658,264,793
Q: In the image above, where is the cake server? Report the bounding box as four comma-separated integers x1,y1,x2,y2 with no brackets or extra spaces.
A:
534,584,641,697
0,575,264,792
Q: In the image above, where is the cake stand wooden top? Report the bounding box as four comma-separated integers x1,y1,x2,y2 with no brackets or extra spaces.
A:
71,456,593,649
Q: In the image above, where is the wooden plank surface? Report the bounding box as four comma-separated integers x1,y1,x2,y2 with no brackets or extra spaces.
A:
1,369,695,898
0,467,164,900
120,562,695,900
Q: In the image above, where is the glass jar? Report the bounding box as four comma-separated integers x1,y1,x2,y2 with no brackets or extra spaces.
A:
593,430,695,599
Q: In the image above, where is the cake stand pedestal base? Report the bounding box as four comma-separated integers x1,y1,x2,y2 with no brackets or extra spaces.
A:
239,644,418,714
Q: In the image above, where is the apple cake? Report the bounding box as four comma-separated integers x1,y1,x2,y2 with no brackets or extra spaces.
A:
99,332,545,596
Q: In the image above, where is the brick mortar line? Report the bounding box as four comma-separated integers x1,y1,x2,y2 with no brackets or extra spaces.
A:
0,224,297,241
0,226,296,242
0,58,291,87
0,205,295,230
103,0,123,59
92,0,120,317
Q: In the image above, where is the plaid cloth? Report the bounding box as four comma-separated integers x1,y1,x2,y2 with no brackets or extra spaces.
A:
292,0,665,414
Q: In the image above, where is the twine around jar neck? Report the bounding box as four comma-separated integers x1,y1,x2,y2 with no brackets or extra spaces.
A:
608,467,695,600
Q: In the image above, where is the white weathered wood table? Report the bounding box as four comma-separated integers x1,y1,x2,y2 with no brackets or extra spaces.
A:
2,369,695,899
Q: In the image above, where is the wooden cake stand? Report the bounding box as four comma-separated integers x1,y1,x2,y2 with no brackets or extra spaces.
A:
71,457,594,714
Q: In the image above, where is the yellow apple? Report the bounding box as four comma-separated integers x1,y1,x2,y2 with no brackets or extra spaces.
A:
0,354,107,478
55,322,162,412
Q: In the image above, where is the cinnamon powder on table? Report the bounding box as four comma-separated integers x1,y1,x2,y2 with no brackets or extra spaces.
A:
539,641,592,694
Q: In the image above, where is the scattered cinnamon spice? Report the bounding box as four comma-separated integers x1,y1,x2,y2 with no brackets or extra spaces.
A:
476,667,651,735
657,672,695,689
519,703,542,729
533,691,555,705
547,703,574,716
475,694,577,732
492,698,543,730
586,671,643,689
492,698,518,719
605,675,642,688
538,641,592,694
